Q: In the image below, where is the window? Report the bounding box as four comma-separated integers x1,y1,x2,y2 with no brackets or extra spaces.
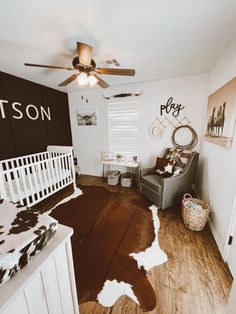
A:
107,100,139,158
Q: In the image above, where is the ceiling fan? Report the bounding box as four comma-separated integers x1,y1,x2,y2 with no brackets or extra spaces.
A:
24,42,135,88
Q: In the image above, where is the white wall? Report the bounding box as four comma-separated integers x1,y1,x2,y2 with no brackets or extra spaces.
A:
197,40,236,257
69,74,208,176
227,279,236,314
69,91,108,176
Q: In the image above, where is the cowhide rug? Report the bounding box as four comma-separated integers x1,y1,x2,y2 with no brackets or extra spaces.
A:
50,185,167,312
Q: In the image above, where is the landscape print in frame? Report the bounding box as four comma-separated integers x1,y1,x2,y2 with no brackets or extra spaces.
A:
204,77,236,148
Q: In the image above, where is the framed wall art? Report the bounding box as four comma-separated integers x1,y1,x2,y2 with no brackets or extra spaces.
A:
102,151,114,161
204,77,236,148
77,109,97,126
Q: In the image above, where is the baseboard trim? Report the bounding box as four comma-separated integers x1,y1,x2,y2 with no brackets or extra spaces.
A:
194,189,225,260
208,218,224,259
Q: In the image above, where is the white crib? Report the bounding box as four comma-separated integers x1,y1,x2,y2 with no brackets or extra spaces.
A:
0,146,76,207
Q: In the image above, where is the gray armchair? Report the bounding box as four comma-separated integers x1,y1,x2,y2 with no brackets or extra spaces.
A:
140,149,199,209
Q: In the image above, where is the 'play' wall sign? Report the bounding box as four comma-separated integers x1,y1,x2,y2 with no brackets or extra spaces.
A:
0,99,51,121
160,97,185,117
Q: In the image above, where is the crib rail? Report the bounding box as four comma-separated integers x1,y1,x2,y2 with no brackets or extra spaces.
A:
0,148,76,207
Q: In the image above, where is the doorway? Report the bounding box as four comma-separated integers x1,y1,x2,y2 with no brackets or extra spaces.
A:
224,195,236,277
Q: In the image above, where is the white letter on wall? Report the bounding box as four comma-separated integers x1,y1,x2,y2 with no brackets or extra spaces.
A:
12,102,23,119
0,99,8,118
40,106,51,121
26,104,39,120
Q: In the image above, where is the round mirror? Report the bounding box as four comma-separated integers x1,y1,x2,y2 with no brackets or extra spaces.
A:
172,125,198,149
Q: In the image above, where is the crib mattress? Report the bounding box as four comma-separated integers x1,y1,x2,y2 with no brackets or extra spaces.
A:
0,200,58,287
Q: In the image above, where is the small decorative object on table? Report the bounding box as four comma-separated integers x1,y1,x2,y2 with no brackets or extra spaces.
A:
133,156,138,162
182,193,210,231
116,153,123,161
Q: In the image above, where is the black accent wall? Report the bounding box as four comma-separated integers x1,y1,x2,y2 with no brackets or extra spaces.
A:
0,71,72,160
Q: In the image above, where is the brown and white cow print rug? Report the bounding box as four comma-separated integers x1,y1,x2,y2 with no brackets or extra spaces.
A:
50,185,168,312
0,200,58,287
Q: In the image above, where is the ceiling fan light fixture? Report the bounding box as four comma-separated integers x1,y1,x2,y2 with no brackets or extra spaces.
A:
88,74,98,87
77,72,88,86
25,41,135,88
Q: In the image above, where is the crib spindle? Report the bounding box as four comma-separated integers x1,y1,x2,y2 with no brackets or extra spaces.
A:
13,167,23,205
62,155,68,185
27,163,36,204
42,154,49,195
49,156,56,191
19,167,30,206
0,171,7,200
57,156,63,188
15,159,23,203
5,171,15,203
37,162,45,198
69,154,76,190
30,156,40,202
54,156,60,189
65,155,70,180
45,158,52,193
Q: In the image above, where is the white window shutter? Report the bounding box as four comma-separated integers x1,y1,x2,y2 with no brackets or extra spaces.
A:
107,100,139,158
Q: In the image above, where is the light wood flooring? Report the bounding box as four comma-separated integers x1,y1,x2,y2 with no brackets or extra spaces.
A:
77,175,233,314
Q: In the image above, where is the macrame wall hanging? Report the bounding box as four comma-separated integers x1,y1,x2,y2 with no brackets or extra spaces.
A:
149,116,191,140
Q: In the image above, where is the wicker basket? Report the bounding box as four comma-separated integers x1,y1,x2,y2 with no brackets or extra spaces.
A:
182,193,210,231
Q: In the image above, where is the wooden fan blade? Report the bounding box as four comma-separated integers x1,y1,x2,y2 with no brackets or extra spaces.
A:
58,74,79,86
95,68,135,76
24,63,74,70
93,74,110,88
77,42,93,67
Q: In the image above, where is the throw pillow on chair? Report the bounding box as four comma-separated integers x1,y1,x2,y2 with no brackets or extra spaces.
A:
153,157,175,178
166,148,180,163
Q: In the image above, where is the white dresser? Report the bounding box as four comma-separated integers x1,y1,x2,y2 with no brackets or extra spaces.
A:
0,224,79,314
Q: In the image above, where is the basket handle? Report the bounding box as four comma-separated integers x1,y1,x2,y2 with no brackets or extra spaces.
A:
183,193,192,200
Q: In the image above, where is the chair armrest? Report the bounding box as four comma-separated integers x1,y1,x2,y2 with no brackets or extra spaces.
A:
140,167,154,177
162,170,195,195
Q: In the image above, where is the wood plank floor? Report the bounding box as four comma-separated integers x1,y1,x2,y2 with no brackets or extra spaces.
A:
77,175,233,314
34,174,233,313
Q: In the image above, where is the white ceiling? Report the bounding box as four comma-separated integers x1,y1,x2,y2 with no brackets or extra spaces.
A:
0,0,236,93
